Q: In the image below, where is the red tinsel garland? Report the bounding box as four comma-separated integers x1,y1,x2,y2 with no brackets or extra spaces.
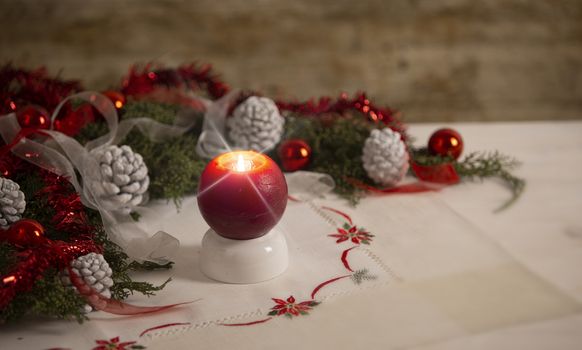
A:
0,153,101,311
0,239,100,310
121,62,229,100
275,92,407,139
0,64,82,115
37,170,94,236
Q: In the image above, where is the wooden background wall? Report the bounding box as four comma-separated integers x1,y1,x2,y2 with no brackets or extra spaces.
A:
1,0,581,122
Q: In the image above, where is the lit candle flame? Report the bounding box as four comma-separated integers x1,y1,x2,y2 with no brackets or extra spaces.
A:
234,154,253,172
236,155,245,171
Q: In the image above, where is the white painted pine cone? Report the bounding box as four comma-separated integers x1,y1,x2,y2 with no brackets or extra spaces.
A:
0,177,26,228
61,252,114,313
227,96,285,152
91,145,149,213
362,128,409,186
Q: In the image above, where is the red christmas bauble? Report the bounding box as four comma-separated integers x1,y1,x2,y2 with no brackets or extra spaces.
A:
16,105,51,130
428,128,464,160
278,139,312,172
102,90,126,109
1,219,46,247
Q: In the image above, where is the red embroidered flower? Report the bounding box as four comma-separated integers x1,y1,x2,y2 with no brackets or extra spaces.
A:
329,224,374,244
268,296,319,318
93,337,143,350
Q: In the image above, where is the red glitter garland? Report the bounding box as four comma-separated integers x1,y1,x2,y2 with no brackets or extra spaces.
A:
1,63,406,141
121,62,229,99
0,153,100,311
37,170,94,236
276,92,407,138
0,64,82,115
0,239,100,310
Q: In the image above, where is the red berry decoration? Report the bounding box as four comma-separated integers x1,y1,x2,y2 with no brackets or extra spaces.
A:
278,139,312,172
16,105,51,130
1,219,46,247
102,90,126,109
428,128,464,160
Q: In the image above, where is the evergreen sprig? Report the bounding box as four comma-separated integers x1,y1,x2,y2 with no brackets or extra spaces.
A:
412,148,525,211
455,151,525,211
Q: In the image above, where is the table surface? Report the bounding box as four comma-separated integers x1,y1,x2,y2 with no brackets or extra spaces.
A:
4,120,582,350
148,121,582,350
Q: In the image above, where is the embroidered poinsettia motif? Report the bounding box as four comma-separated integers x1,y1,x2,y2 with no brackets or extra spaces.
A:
92,337,144,350
268,296,319,318
329,223,374,244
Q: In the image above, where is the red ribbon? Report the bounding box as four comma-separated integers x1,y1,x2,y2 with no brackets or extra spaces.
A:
411,162,460,184
346,161,460,194
67,266,192,316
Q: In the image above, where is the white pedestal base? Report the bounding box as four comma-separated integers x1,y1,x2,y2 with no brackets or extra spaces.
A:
199,228,289,284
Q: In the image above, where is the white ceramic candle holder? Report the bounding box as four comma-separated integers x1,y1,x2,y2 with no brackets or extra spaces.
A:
200,228,289,284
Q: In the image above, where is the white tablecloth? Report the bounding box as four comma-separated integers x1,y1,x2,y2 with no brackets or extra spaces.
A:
146,121,582,350
2,121,582,349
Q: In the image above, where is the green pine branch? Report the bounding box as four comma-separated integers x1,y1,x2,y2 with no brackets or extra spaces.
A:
455,151,526,212
412,148,525,211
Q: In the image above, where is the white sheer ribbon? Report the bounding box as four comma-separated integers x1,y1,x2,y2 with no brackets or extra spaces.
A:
0,91,212,263
285,171,335,200
195,90,239,159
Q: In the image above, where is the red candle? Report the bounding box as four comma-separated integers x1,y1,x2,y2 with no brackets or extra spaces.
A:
197,151,288,240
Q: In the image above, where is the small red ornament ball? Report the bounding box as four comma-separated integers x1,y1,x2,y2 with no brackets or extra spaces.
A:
278,139,312,172
428,128,464,160
102,90,126,109
1,219,46,247
16,105,51,130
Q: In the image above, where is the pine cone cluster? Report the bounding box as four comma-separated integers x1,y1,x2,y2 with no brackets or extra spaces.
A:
91,145,149,213
0,177,26,228
361,128,409,186
227,96,285,152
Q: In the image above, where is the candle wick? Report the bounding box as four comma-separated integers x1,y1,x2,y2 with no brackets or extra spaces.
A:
234,154,253,172
236,155,245,172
